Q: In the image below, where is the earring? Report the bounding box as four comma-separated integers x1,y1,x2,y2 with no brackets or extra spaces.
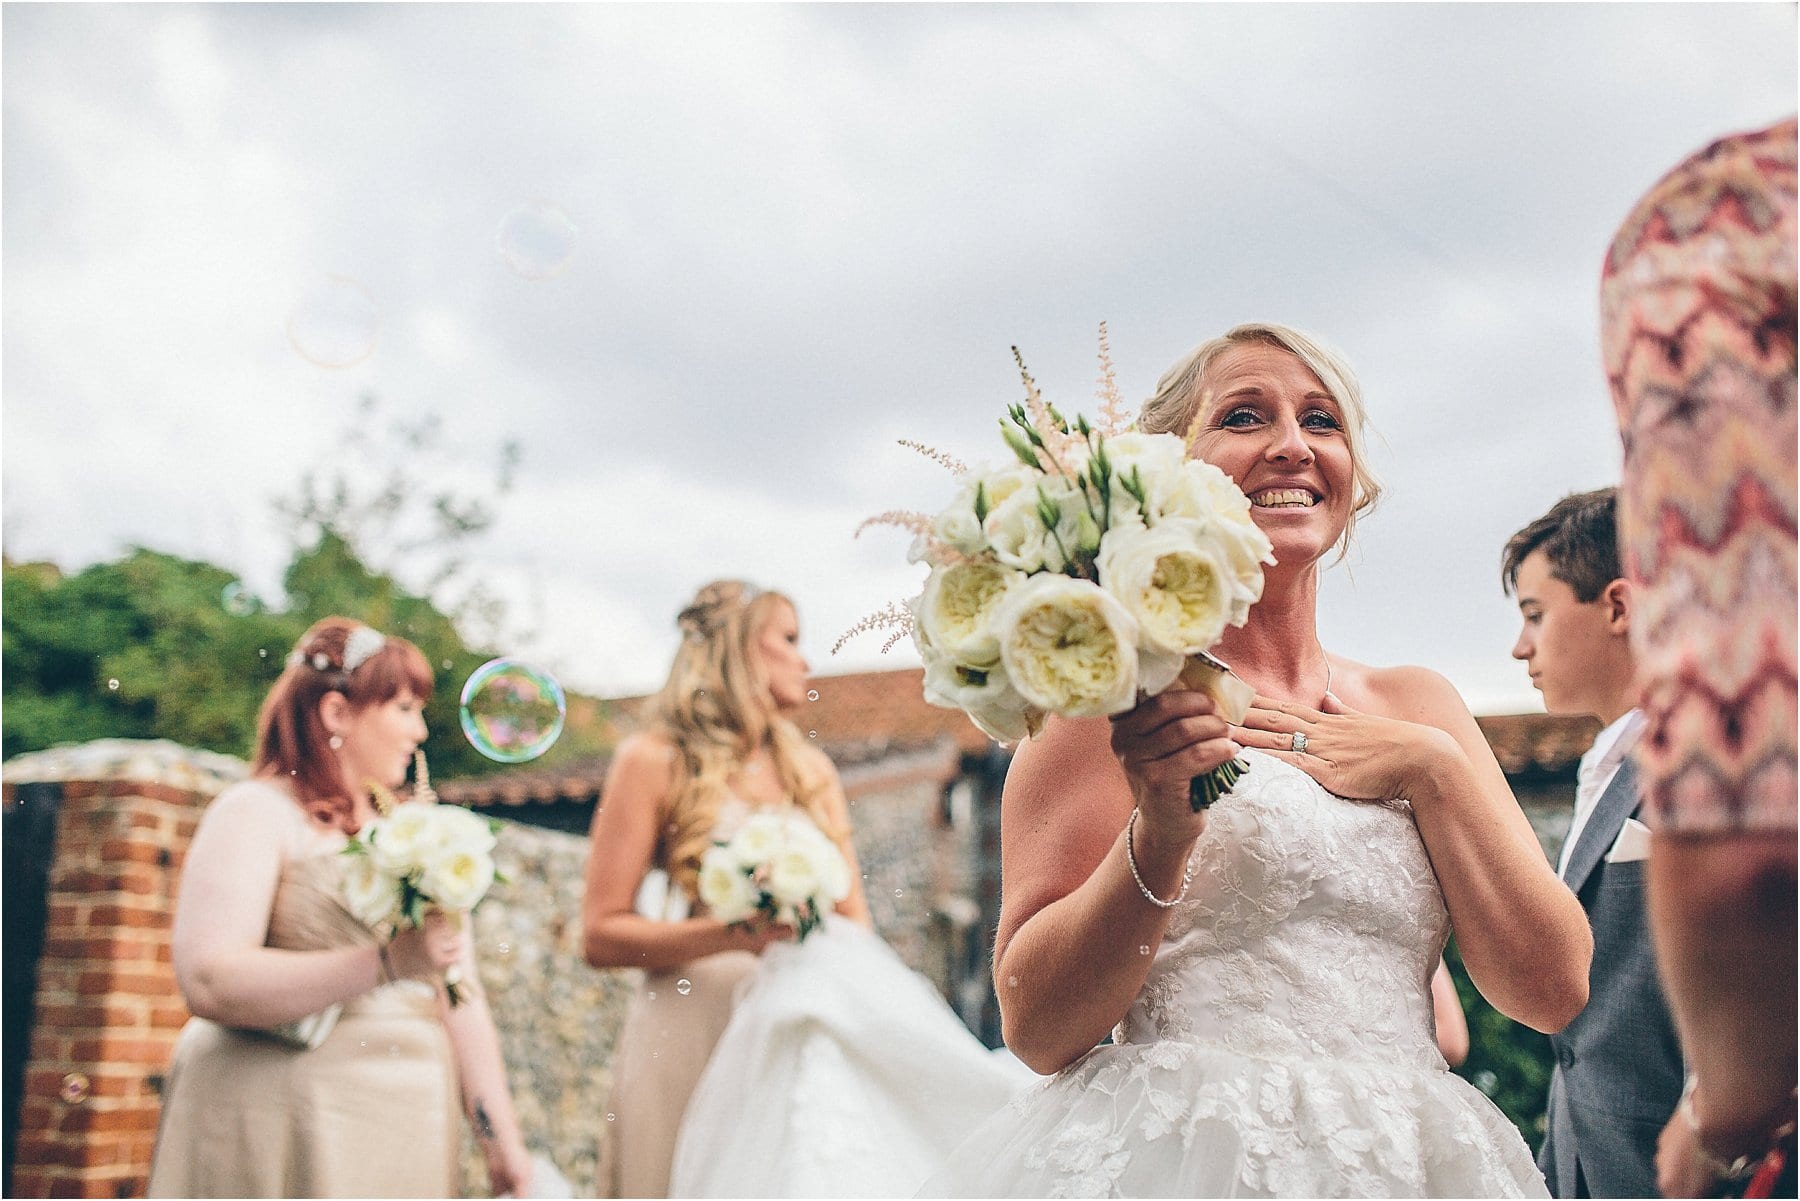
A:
328,734,344,750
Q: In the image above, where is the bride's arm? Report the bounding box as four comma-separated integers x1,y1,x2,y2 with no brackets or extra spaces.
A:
994,692,1233,1075
582,733,789,972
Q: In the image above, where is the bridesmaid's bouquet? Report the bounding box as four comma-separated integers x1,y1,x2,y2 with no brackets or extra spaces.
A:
697,811,852,942
343,761,503,1004
849,328,1273,808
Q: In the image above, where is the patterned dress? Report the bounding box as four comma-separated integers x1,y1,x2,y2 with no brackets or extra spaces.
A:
1600,117,1798,833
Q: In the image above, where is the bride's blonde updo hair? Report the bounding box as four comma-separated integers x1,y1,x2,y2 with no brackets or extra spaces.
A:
647,579,842,899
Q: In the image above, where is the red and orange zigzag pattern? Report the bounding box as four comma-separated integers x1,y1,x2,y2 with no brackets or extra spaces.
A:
1600,117,1798,834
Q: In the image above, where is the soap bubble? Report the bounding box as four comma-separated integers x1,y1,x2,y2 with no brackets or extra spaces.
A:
107,679,119,692
676,979,692,996
286,275,380,368
807,690,819,701
59,1073,89,1104
459,658,566,763
496,200,578,279
222,582,257,616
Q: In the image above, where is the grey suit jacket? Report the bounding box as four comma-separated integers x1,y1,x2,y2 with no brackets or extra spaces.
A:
1537,756,1685,1198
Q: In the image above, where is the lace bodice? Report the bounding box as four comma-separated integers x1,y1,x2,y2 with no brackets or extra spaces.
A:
1116,749,1450,1072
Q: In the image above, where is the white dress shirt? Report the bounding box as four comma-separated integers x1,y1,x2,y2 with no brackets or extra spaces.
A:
1559,708,1646,878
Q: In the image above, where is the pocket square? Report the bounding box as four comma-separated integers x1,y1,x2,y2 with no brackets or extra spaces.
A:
1605,817,1652,864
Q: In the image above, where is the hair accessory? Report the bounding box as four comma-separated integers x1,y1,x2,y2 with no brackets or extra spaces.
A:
1125,808,1193,908
342,625,387,674
677,582,763,642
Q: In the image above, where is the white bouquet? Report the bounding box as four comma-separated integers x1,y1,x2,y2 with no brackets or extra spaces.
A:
696,810,852,942
342,768,503,1004
850,328,1273,809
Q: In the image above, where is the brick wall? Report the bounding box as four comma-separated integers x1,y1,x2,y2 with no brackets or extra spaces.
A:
4,742,244,1200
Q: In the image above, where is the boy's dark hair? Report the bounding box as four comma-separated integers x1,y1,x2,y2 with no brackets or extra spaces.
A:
1501,487,1622,602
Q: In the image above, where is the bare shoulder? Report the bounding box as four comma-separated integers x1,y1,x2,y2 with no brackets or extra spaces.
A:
609,731,679,781
206,777,307,828
1337,658,1489,748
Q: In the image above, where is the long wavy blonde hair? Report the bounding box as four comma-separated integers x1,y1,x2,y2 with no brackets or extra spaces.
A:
647,579,841,899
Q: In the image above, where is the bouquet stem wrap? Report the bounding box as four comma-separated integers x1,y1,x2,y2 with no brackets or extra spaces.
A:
1178,654,1255,810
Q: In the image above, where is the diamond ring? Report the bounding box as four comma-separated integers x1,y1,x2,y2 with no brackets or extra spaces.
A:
1290,731,1309,754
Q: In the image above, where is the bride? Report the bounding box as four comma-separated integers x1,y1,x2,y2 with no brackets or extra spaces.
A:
925,323,1592,1197
583,580,1028,1199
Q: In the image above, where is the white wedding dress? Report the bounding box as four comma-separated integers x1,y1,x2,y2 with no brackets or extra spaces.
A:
669,888,1034,1197
924,749,1550,1198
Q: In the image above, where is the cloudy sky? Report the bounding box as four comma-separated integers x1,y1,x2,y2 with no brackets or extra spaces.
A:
5,3,1794,716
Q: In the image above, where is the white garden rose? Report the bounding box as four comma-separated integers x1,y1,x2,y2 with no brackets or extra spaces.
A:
697,845,758,921
343,851,400,928
1098,519,1238,656
993,574,1145,717
984,477,1087,574
728,813,786,870
369,805,435,877
420,847,496,912
964,698,1044,745
766,846,822,906
930,477,991,558
919,646,1040,744
916,560,1021,667
430,805,498,857
1099,432,1189,522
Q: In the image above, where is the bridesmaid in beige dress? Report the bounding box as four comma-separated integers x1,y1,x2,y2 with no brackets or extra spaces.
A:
148,617,533,1198
582,580,872,1198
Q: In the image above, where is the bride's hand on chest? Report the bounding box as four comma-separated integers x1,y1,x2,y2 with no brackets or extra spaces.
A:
1231,691,1460,803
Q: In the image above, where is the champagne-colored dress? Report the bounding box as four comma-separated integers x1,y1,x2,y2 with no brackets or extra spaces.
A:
597,858,758,1199
148,853,460,1199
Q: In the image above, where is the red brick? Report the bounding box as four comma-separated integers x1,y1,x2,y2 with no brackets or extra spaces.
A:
148,1003,189,1030
97,841,163,867
90,903,168,930
69,1036,166,1064
62,781,101,801
107,970,175,998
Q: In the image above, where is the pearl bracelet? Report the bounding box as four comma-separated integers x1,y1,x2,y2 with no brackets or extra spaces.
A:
1125,808,1192,909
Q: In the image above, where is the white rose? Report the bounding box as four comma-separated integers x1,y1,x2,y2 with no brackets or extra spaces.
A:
916,560,1021,667
369,806,435,878
420,847,495,912
1098,519,1237,656
1098,432,1188,521
984,477,1087,574
728,813,786,870
930,477,992,558
697,846,758,921
426,805,498,856
343,851,400,928
919,647,1040,745
766,847,822,906
993,574,1146,717
964,699,1044,746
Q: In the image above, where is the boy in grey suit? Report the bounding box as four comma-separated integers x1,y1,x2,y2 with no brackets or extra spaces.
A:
1504,488,1683,1198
